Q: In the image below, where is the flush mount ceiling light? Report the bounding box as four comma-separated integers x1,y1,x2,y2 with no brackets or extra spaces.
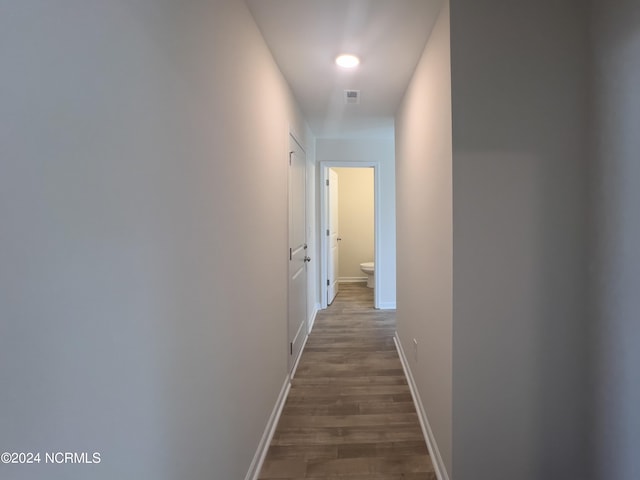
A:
335,54,360,69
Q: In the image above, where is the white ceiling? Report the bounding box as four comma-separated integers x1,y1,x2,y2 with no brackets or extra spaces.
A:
246,0,444,139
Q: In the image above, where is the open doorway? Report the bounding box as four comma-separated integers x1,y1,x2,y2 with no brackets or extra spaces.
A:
320,162,380,309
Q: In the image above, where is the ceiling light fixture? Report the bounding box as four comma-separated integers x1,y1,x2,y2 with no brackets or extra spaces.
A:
335,54,360,69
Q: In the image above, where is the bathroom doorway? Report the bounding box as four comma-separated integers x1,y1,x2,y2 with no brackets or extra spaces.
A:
320,162,380,309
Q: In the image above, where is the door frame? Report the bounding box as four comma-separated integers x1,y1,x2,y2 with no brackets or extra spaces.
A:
320,161,380,309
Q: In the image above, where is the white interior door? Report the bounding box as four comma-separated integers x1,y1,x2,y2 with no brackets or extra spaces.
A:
288,135,307,370
327,169,339,304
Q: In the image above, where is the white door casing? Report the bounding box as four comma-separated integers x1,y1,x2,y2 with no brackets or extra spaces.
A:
288,134,307,371
320,162,380,309
327,169,339,305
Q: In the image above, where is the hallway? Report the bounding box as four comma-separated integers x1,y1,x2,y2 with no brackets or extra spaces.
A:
259,284,436,479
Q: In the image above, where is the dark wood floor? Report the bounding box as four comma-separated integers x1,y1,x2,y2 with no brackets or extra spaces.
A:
258,283,436,479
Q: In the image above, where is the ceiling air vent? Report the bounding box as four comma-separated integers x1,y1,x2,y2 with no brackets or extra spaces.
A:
344,90,360,105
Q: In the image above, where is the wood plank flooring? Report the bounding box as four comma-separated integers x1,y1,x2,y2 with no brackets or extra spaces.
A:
258,283,436,479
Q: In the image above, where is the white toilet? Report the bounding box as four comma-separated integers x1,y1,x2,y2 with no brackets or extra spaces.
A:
360,262,375,288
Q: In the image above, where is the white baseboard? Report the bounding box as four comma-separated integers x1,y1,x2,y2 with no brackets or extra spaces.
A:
338,276,367,283
394,333,450,480
246,307,320,480
308,303,320,332
378,301,397,310
244,376,291,480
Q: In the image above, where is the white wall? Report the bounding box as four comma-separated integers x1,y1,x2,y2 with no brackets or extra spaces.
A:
316,138,396,308
397,0,591,478
333,168,375,281
395,1,453,475
590,1,640,478
0,1,312,479
449,0,589,478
